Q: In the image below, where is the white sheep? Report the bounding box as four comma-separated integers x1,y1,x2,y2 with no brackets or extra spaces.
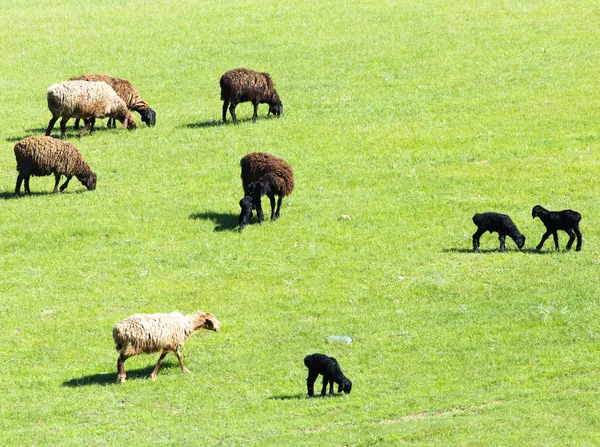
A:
112,311,220,383
45,80,136,139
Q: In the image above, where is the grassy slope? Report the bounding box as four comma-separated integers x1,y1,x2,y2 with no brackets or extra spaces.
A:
0,0,599,445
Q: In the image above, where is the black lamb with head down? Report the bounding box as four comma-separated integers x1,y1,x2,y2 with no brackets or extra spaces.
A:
532,205,582,251
472,212,525,252
303,353,352,397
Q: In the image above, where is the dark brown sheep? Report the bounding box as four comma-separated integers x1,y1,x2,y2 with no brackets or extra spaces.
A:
220,68,283,124
69,74,156,128
14,136,96,196
238,152,294,231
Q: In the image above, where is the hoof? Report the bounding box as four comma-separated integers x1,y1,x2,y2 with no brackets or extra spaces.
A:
117,376,126,383
182,368,191,374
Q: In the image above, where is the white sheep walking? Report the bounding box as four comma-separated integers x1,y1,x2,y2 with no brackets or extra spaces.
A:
112,311,220,383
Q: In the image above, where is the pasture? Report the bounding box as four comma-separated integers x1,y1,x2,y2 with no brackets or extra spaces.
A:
1,0,599,445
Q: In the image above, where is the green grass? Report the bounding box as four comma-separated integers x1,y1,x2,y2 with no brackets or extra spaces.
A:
1,0,600,445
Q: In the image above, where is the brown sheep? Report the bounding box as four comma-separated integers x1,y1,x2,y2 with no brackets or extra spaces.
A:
238,152,294,231
14,136,97,196
113,311,220,383
220,68,283,124
69,74,156,128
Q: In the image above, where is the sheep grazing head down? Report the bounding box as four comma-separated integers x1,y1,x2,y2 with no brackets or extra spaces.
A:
340,377,352,394
268,91,283,117
515,234,526,249
140,107,156,127
118,111,137,130
79,172,97,191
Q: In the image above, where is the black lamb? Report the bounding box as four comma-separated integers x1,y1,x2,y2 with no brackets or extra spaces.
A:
303,353,352,397
532,205,582,251
472,212,525,252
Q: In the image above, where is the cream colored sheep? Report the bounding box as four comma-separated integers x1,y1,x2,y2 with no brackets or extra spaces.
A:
113,311,220,383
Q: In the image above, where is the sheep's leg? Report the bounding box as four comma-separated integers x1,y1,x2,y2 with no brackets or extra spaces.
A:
498,234,506,252
174,348,190,374
267,192,276,220
14,174,25,197
89,118,96,135
536,231,551,251
117,354,128,383
59,176,72,192
74,118,81,130
251,101,259,122
255,198,264,223
46,116,59,136
107,117,114,128
52,173,61,193
565,229,576,250
59,118,69,139
24,176,31,194
151,350,169,381
229,103,238,124
275,196,283,219
79,119,91,138
222,100,229,123
552,232,560,251
306,371,318,397
329,379,335,395
573,224,582,251
320,376,329,397
472,229,485,252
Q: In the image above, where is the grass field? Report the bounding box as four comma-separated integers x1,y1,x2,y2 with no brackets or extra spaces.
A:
1,0,600,445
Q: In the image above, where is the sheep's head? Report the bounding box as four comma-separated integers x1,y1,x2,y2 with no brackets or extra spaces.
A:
120,112,137,130
338,377,352,394
515,234,526,249
139,107,156,127
268,90,283,117
78,172,97,190
202,313,221,332
532,205,543,219
238,196,254,231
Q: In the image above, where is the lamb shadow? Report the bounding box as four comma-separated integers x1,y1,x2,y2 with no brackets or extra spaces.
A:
189,211,239,232
442,248,551,255
184,119,223,129
269,393,307,401
62,363,178,387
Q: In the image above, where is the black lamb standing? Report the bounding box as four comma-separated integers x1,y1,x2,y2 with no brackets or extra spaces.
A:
304,353,352,397
532,205,582,251
472,212,525,252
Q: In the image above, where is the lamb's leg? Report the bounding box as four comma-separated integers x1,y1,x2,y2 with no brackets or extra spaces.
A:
151,350,169,381
320,376,329,397
536,231,551,251
552,232,560,251
306,371,318,397
472,229,485,252
565,229,576,250
573,224,582,251
174,348,190,374
59,117,69,139
275,196,283,219
14,174,24,197
229,103,238,124
52,173,61,193
46,116,59,136
74,118,80,130
252,101,259,122
59,176,72,192
222,100,229,123
256,198,264,223
117,353,128,383
498,234,506,252
267,192,276,220
329,379,335,395
24,176,31,194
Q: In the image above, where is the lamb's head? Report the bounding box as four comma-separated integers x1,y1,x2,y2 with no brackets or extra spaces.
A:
139,107,156,127
515,234,526,249
338,377,352,394
532,205,545,219
238,196,254,232
268,90,283,116
78,172,97,190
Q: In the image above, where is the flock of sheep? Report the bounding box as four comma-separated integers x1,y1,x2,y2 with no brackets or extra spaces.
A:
10,66,582,393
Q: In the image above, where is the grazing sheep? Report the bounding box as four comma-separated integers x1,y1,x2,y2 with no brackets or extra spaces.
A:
220,68,283,124
532,205,582,251
304,353,352,397
238,152,294,231
45,80,136,138
472,212,525,252
14,136,96,196
113,311,220,383
69,74,156,128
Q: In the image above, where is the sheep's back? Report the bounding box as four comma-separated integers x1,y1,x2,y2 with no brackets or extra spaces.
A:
70,74,144,110
113,312,193,356
47,81,120,119
240,152,294,195
14,136,84,176
221,68,274,102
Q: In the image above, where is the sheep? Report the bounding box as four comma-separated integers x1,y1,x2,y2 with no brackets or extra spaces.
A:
472,212,525,252
45,80,136,139
69,74,156,128
304,353,352,397
112,311,220,383
13,136,96,197
220,68,283,124
238,152,294,231
532,205,582,251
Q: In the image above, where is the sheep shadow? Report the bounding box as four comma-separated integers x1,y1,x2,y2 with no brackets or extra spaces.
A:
2,190,89,200
62,362,179,387
184,119,224,129
442,248,551,255
269,393,346,400
5,124,119,142
189,211,239,232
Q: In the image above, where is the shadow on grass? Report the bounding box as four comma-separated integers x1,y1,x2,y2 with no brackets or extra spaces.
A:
442,248,551,255
1,190,89,200
62,362,179,387
189,211,239,232
269,393,306,401
183,116,267,129
6,124,123,142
